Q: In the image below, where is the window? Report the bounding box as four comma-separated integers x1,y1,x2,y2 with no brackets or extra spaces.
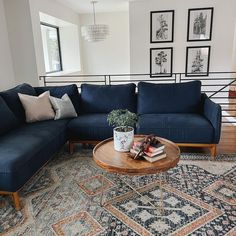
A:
40,23,62,73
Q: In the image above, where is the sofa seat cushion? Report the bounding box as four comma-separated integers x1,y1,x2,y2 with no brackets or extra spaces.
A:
0,97,20,136
68,114,113,140
137,113,214,143
138,81,201,114
80,83,136,113
0,83,37,123
0,119,69,192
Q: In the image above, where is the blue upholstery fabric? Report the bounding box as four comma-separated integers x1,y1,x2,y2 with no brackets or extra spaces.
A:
0,82,222,194
0,83,36,122
137,113,214,143
34,84,80,114
80,83,136,113
202,94,222,143
0,97,20,136
68,114,113,140
0,119,69,192
138,81,202,115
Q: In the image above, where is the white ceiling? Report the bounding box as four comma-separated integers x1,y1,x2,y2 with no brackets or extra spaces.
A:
56,0,131,14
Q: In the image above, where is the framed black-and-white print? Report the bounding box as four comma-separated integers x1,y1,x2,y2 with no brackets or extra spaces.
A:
185,46,211,77
150,10,174,43
150,47,173,77
187,7,213,41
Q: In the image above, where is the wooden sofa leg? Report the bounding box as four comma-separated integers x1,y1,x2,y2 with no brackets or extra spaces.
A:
12,192,21,210
69,141,74,154
210,145,217,160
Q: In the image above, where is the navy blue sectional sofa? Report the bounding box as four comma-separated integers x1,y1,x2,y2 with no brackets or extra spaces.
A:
0,81,221,210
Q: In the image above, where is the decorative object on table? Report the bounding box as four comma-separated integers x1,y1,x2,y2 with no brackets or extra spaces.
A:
150,10,174,43
185,46,211,77
187,7,214,41
129,135,166,162
107,109,138,152
150,47,173,77
81,1,109,42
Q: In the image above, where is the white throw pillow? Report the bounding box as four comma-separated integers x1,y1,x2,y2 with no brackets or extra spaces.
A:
18,91,55,123
49,94,77,120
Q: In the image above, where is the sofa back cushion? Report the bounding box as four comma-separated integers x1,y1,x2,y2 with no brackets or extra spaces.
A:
138,81,202,114
0,83,37,122
81,83,136,113
34,84,80,114
0,96,20,136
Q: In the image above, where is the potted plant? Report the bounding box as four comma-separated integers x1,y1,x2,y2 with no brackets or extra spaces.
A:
107,109,138,152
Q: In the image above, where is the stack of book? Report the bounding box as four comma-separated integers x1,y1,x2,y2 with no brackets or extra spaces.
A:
130,140,166,163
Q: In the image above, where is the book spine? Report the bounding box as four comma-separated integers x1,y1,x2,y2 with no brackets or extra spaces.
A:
144,150,163,157
133,142,164,152
144,154,166,162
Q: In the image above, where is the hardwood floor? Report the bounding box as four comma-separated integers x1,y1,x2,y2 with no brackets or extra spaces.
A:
217,124,236,154
217,99,236,154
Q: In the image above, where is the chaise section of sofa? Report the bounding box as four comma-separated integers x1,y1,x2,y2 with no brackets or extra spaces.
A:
0,119,69,188
0,83,78,210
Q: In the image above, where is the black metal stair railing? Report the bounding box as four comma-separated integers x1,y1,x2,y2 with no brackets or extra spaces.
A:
39,72,236,124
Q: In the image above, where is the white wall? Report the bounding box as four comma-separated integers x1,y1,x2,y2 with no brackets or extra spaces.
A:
39,12,81,74
130,0,236,74
3,0,39,86
29,0,81,85
60,25,81,72
0,0,15,90
80,12,130,74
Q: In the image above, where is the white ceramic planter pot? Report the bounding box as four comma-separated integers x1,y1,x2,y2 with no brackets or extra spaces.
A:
113,126,134,152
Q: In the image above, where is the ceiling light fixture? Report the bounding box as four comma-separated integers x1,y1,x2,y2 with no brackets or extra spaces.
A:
81,1,109,42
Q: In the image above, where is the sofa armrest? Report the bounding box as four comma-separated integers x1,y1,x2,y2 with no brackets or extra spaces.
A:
202,94,222,143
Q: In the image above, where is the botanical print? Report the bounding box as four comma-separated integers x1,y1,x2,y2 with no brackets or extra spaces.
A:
186,46,210,76
193,12,207,38
191,49,204,73
151,11,174,43
187,8,213,41
155,50,168,74
150,48,172,77
156,14,168,40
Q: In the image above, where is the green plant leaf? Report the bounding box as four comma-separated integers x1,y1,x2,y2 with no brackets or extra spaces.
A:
107,109,138,129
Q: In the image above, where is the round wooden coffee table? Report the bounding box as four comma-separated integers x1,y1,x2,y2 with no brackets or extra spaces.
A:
93,135,180,212
93,135,180,175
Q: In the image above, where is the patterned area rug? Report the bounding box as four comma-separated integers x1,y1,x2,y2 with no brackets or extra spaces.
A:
0,148,236,236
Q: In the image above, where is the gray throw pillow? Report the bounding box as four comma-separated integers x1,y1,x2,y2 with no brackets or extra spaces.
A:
50,94,77,120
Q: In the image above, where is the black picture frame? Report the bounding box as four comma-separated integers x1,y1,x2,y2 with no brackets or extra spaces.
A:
150,47,173,77
185,46,211,77
150,10,174,43
187,7,214,42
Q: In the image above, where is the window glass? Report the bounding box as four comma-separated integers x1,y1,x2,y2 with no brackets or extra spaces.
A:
41,23,62,73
